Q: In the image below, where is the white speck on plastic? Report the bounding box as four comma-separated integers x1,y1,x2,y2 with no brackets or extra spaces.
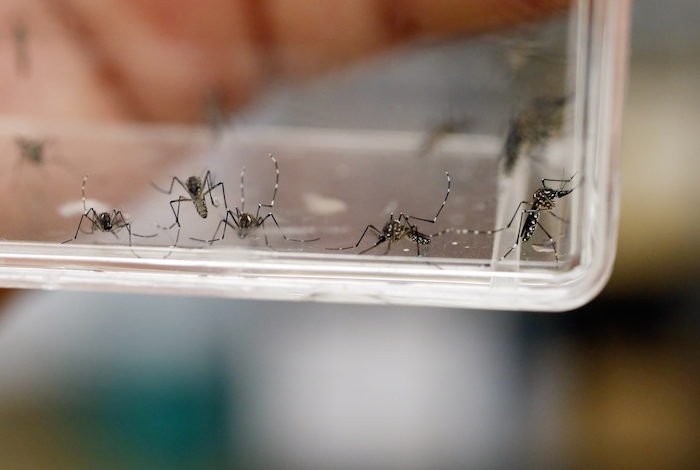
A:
532,243,555,253
303,192,348,216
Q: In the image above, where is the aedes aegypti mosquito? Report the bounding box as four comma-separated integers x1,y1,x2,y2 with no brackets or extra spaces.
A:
11,15,30,76
501,96,567,175
194,154,319,247
444,175,575,262
418,113,472,158
15,137,43,165
13,137,77,176
151,170,227,229
62,176,158,256
327,172,450,256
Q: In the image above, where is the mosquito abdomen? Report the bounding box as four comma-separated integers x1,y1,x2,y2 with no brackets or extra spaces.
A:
194,198,208,218
410,231,432,245
521,212,539,243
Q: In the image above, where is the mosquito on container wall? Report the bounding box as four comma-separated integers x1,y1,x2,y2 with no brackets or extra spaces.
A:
441,174,576,262
417,113,472,158
501,96,568,175
326,172,451,256
15,137,43,165
193,154,320,247
502,36,566,78
150,170,228,229
11,14,30,76
202,88,230,141
61,176,160,257
12,137,79,182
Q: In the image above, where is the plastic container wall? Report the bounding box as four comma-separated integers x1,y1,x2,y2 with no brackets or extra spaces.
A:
0,0,630,311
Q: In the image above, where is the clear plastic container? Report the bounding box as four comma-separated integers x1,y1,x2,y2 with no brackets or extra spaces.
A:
0,0,629,311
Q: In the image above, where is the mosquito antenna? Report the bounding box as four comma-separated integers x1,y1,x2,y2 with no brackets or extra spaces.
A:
406,172,450,224
434,171,451,222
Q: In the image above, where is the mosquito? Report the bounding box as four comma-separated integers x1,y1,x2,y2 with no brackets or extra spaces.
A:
15,137,43,164
418,115,472,158
13,137,79,182
151,170,227,229
443,175,575,262
12,15,30,76
503,36,566,76
202,88,229,140
194,154,319,246
62,176,158,257
327,172,450,256
501,96,568,175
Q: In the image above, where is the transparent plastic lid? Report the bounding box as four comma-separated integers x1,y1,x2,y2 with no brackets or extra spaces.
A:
0,0,629,311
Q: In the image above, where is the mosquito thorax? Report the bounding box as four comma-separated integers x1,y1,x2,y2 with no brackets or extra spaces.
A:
384,220,401,234
98,212,112,230
384,220,412,241
535,186,574,205
239,213,255,228
186,177,202,196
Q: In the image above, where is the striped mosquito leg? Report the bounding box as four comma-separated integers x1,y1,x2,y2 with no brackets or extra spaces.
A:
256,154,279,218
499,211,527,261
450,201,532,236
535,221,559,263
408,171,451,224
239,167,246,213
81,176,89,212
450,227,502,236
429,228,453,238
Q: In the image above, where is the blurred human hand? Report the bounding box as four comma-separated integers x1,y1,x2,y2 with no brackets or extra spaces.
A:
2,0,570,123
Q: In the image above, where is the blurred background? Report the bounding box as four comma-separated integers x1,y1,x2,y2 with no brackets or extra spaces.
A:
1,1,700,469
